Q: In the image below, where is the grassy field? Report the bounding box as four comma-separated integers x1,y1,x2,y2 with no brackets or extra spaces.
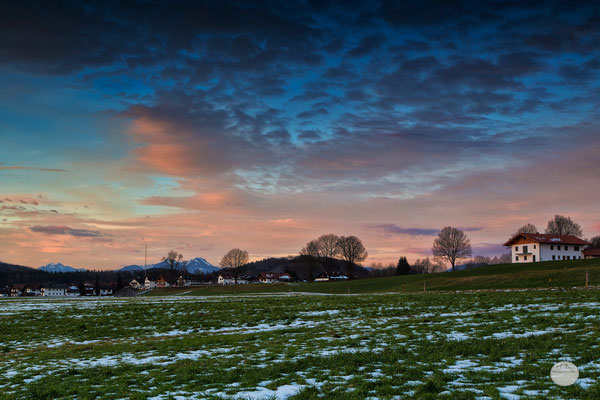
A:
1,289,599,399
148,258,600,296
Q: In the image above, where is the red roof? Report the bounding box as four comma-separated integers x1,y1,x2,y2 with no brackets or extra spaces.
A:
583,248,600,256
504,233,590,247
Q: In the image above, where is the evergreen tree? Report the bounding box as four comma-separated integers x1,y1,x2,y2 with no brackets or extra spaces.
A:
396,257,410,275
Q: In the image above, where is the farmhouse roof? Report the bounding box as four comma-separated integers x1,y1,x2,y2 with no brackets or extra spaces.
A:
503,233,590,247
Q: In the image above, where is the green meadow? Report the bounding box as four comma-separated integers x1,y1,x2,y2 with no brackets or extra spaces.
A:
149,258,600,296
1,284,599,399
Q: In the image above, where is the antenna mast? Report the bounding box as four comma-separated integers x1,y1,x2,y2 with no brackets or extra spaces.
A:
144,243,148,279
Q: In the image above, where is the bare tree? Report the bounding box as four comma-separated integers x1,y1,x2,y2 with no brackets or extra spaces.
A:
412,257,446,274
300,239,320,281
219,248,249,284
545,215,583,237
514,223,538,235
589,235,600,248
432,227,472,271
338,235,368,277
162,250,183,286
316,234,341,274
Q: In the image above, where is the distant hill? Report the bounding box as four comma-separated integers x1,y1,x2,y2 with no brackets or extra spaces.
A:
0,261,33,273
118,257,219,275
38,262,86,273
224,255,370,281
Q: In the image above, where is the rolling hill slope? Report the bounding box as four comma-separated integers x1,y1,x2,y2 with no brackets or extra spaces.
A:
147,258,600,296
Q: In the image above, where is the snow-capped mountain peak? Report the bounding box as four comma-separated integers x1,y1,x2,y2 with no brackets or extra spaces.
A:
185,257,219,274
38,262,86,273
117,257,219,274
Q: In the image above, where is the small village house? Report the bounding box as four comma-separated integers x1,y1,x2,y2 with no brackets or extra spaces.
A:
155,277,169,287
10,284,26,297
99,285,114,296
217,274,250,285
42,284,68,296
258,272,292,283
583,248,600,259
129,279,141,289
504,233,590,263
144,277,157,289
314,273,348,282
65,285,80,296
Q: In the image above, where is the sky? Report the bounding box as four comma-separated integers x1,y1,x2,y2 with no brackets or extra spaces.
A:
1,0,600,269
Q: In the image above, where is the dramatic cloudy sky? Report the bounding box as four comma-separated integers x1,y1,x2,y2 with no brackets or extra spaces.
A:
1,0,599,269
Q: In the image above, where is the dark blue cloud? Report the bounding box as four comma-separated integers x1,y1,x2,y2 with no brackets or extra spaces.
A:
370,224,483,237
0,0,599,190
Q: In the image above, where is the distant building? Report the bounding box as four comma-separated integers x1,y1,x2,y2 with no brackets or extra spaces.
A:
217,274,250,285
314,273,348,282
258,272,293,283
129,279,141,289
504,233,590,263
155,277,169,287
176,276,186,287
42,284,68,297
10,284,26,297
99,285,114,296
65,285,80,296
583,248,600,259
144,277,156,289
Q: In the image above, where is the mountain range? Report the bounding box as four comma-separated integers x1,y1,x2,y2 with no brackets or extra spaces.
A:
38,262,87,273
119,257,219,274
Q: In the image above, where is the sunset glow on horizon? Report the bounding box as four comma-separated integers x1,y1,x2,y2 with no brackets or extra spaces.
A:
1,1,599,269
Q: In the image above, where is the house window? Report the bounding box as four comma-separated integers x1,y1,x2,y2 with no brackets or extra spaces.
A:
523,245,528,253
515,246,519,252
565,246,568,251
534,245,536,249
567,256,570,260
551,245,554,250
558,245,561,250
574,246,579,251
552,255,556,260
516,256,519,261
524,256,528,261
563,256,566,260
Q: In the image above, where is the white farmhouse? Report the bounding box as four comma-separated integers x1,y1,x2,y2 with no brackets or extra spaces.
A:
42,284,68,296
258,272,292,283
65,285,80,296
144,277,157,289
217,274,249,285
504,233,590,263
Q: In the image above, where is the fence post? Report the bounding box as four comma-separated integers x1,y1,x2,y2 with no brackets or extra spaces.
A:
586,270,589,288
423,281,426,292
402,284,405,293
549,275,551,289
